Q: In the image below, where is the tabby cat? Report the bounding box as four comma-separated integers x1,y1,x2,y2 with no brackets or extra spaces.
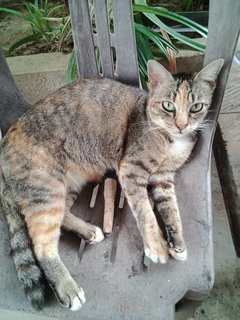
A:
0,59,223,311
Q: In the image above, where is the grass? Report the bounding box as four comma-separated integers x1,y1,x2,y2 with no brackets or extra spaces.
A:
0,0,71,55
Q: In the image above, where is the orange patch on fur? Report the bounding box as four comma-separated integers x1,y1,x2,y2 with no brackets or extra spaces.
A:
175,81,189,105
65,160,103,191
28,222,61,241
27,206,64,219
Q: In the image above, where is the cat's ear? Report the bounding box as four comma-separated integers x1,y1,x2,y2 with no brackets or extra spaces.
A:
194,59,224,85
147,60,174,89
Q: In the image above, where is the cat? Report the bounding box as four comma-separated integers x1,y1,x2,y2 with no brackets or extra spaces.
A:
0,59,223,311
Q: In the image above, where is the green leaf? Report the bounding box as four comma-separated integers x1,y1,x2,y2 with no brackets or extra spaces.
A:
133,4,208,38
183,0,192,11
0,7,29,21
135,23,177,54
44,0,49,13
68,49,78,83
135,23,169,58
143,12,206,52
47,4,64,17
7,34,42,56
135,27,155,89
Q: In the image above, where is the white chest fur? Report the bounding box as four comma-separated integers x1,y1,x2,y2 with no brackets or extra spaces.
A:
170,135,193,157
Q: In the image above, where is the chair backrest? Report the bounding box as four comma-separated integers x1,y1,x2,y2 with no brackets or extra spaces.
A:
202,0,240,146
204,0,240,256
0,49,30,136
69,0,139,86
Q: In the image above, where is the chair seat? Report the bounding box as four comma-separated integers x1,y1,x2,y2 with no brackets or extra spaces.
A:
1,0,240,319
0,178,212,319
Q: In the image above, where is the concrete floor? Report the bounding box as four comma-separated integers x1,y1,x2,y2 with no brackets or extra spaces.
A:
1,70,240,320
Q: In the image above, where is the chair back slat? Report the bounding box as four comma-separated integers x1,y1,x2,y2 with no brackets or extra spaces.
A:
112,0,139,85
193,0,240,160
204,0,240,126
69,0,98,78
93,0,114,78
69,0,139,86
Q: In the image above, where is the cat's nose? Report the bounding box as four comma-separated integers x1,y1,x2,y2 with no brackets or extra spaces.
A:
175,117,188,132
176,122,187,132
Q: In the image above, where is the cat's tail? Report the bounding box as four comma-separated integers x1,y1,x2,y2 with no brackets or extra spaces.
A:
0,197,46,310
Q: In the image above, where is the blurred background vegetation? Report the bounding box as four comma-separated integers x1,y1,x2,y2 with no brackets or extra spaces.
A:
0,0,209,87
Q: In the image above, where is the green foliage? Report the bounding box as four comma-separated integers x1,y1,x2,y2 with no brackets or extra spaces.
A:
133,0,207,87
183,0,193,11
1,0,207,88
0,0,71,55
69,0,207,87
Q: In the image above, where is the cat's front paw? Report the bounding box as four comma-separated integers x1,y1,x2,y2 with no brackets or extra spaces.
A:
88,226,105,244
166,225,187,261
144,239,169,264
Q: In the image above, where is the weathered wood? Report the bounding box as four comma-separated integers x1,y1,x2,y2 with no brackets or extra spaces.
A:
112,0,139,85
213,123,240,257
69,0,139,85
217,68,240,256
94,0,114,78
204,0,240,257
103,178,117,234
69,0,98,78
0,0,240,319
221,68,240,113
0,48,30,136
204,0,240,124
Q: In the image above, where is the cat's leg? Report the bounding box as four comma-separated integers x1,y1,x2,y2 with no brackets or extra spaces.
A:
119,164,169,264
149,173,187,261
23,187,86,311
62,192,104,243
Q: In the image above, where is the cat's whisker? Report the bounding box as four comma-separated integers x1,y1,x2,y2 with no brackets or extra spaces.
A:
143,126,162,135
207,110,217,113
199,120,215,127
203,118,215,122
197,125,212,132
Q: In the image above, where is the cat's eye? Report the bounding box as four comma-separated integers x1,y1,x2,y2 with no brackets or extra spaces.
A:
162,101,175,112
190,103,203,113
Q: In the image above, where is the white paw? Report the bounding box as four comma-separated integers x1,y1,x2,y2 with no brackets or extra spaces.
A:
89,226,105,244
169,247,187,261
70,290,86,311
145,247,169,264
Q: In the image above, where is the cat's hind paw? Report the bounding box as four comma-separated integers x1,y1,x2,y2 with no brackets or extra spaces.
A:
169,247,187,261
70,290,86,311
56,278,86,311
88,226,105,244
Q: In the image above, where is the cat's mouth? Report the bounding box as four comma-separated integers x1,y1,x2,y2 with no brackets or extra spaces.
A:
170,127,194,137
171,132,188,138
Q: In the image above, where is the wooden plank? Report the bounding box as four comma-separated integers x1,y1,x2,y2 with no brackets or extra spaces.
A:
112,0,139,86
69,0,98,78
204,0,240,124
221,68,240,113
213,123,240,257
103,178,117,234
204,0,240,256
94,0,114,78
0,48,30,136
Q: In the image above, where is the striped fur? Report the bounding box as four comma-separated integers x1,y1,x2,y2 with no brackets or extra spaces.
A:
0,175,45,310
0,59,223,310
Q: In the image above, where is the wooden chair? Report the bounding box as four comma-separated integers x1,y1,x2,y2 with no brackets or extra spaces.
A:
0,0,240,319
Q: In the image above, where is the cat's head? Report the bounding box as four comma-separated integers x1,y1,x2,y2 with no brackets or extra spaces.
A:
147,59,224,137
